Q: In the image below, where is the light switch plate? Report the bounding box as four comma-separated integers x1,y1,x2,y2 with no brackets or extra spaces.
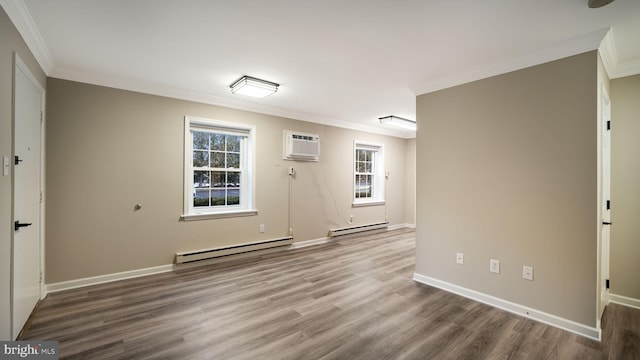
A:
456,253,464,265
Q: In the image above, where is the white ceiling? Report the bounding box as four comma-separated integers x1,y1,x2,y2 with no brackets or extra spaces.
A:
4,0,640,138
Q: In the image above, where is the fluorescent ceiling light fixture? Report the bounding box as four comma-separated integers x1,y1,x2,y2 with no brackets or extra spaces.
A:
378,115,416,130
230,75,279,98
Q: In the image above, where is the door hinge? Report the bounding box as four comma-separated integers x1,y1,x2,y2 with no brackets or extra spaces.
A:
607,120,611,131
606,279,610,289
606,200,610,210
40,111,44,124
40,191,43,204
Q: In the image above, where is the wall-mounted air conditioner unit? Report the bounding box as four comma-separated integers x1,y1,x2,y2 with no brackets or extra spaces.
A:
283,130,320,161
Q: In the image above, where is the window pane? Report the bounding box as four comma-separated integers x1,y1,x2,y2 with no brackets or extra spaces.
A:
355,174,372,198
227,153,240,168
357,150,365,162
193,150,209,167
228,189,240,205
364,161,372,173
194,189,210,207
212,171,225,188
193,131,209,150
227,172,240,187
211,152,225,168
211,189,226,206
211,133,225,151
194,171,209,188
227,135,241,152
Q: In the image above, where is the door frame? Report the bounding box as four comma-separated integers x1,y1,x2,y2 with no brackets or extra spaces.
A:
597,82,611,321
11,53,46,338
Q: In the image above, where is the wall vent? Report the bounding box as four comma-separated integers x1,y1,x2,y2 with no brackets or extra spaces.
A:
283,130,320,161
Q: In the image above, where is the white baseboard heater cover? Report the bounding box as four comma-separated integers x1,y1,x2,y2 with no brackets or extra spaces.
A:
329,221,389,237
175,236,294,264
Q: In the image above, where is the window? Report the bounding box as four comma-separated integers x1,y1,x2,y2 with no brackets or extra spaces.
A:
353,142,384,206
183,116,256,220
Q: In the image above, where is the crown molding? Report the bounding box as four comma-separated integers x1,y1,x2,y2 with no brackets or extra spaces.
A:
599,28,640,79
50,67,416,139
599,28,618,77
611,59,640,79
0,0,54,74
411,28,610,96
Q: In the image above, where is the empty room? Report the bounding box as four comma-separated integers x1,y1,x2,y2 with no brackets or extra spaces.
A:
1,0,640,359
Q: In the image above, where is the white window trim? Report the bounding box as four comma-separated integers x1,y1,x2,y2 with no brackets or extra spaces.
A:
181,116,257,220
352,140,385,207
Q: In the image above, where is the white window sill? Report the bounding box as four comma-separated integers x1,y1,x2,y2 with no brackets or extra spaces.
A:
352,201,385,208
181,209,258,221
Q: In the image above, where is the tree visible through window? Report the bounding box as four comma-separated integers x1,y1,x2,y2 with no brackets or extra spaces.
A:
354,142,384,205
183,116,255,219
193,131,242,207
355,148,374,199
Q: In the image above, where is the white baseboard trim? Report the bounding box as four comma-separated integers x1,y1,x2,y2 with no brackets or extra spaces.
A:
388,223,412,231
290,223,414,249
46,264,174,294
289,237,331,249
610,293,640,310
413,273,601,341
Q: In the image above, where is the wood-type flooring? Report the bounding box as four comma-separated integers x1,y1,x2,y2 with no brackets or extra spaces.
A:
22,229,640,359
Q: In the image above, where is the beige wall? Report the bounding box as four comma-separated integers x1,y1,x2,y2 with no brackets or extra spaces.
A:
415,51,598,327
610,74,640,301
45,78,414,283
0,7,47,340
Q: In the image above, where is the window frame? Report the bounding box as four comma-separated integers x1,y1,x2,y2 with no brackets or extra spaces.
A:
182,116,257,221
353,141,385,207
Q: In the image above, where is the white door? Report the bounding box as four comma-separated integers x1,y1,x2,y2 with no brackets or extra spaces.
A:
12,56,44,339
600,88,612,315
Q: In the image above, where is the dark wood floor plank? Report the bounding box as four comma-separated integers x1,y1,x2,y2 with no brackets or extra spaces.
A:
20,228,640,359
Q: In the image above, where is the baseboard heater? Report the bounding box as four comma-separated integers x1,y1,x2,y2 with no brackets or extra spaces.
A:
175,236,294,265
329,221,389,238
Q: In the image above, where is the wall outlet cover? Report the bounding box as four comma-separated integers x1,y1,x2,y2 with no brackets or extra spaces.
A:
523,265,534,281
456,253,464,265
490,259,500,274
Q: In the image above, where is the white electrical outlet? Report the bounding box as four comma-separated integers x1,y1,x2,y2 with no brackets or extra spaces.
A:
259,224,265,233
490,259,500,274
523,265,533,281
456,253,464,265
349,215,354,224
